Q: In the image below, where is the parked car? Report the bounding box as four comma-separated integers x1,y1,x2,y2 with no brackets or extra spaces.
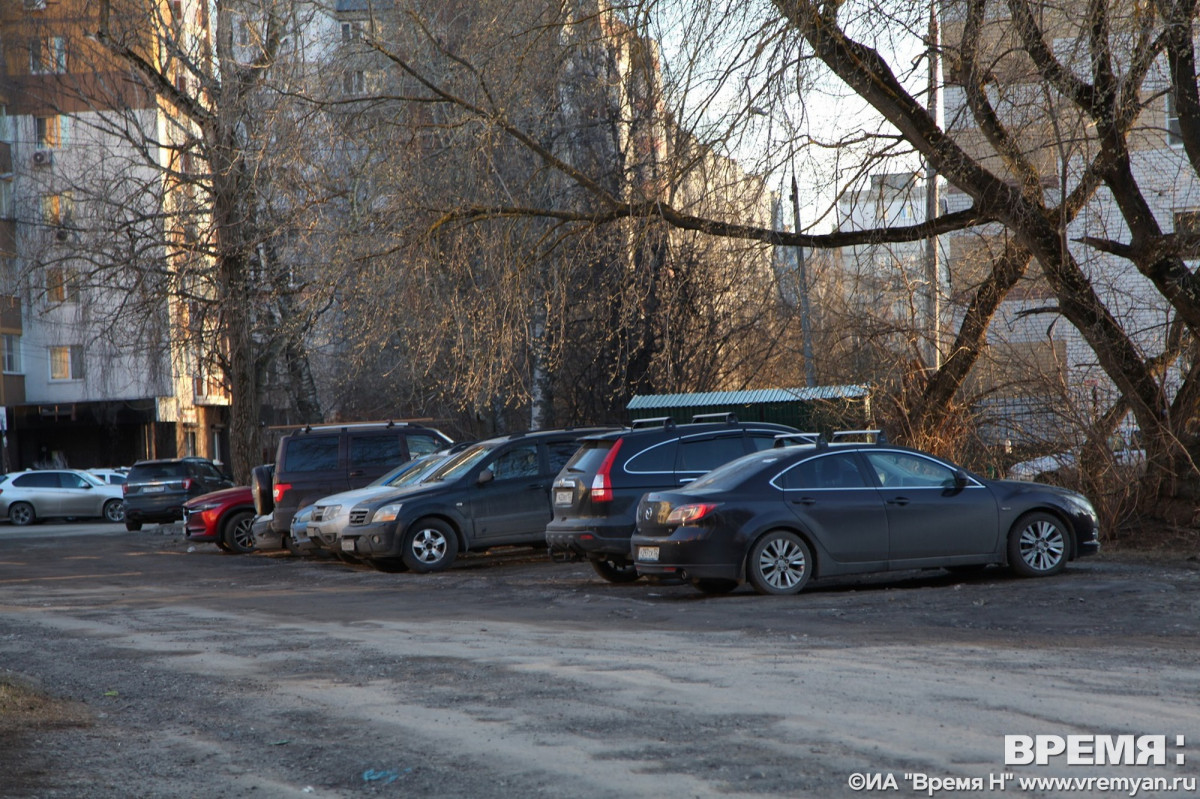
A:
251,511,278,551
631,431,1101,595
183,486,257,553
1008,429,1144,481
337,428,612,573
305,449,465,554
88,468,129,486
0,469,125,525
268,421,453,539
123,457,235,531
545,415,799,582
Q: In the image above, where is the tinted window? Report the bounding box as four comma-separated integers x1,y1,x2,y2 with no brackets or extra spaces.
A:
13,472,58,488
546,442,581,475
625,440,676,473
863,451,957,488
676,435,746,473
782,453,867,490
405,434,444,457
129,463,189,481
563,440,617,474
194,463,225,482
489,444,539,481
747,432,782,452
430,444,493,481
686,452,783,492
61,472,91,489
349,434,402,469
284,437,340,472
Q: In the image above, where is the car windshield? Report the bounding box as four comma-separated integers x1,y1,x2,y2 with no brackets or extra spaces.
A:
425,444,496,481
370,455,436,487
81,472,105,487
686,450,791,492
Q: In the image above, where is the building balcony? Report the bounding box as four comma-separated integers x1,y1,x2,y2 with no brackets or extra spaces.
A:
0,294,20,332
0,373,25,405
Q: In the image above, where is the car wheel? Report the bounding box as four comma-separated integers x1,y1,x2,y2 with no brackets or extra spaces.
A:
690,578,738,595
221,511,256,554
590,557,640,583
125,521,143,531
215,539,231,552
8,502,34,527
103,499,125,523
401,519,459,573
746,530,812,595
1008,512,1068,577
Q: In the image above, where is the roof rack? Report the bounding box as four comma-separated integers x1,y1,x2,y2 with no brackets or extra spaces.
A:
630,416,677,430
268,419,430,433
773,432,826,449
690,412,739,424
831,429,887,444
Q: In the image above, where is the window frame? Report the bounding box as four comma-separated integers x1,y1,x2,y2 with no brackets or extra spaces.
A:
49,344,84,381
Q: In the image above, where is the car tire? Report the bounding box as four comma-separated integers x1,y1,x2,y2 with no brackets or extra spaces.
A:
8,502,35,527
125,521,143,531
691,578,738,595
1008,511,1068,577
103,499,125,523
589,557,640,583
401,519,459,573
221,511,256,554
746,530,812,595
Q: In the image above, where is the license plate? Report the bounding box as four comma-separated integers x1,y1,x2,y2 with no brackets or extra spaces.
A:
341,539,355,553
143,485,165,493
554,490,573,506
637,546,660,562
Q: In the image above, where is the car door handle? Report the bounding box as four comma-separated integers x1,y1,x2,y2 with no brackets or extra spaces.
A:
348,470,365,478
886,497,910,506
790,497,816,506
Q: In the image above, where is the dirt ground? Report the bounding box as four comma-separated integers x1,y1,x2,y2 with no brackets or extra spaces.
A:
1,525,1199,798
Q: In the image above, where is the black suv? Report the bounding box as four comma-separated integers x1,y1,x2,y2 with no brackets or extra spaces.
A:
338,428,612,573
268,421,453,537
545,415,797,582
123,457,235,531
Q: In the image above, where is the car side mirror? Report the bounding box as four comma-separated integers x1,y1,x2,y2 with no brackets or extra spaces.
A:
477,469,494,486
953,469,969,492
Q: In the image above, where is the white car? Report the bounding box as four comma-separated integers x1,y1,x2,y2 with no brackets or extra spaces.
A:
1008,430,1144,481
88,468,130,486
0,469,125,525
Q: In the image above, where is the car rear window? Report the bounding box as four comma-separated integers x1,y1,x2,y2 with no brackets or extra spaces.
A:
129,463,189,481
561,440,616,475
283,437,340,472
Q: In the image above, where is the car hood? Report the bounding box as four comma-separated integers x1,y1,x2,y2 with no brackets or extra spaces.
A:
313,484,416,509
184,485,251,507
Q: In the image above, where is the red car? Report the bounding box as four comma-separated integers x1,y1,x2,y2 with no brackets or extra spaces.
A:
183,486,257,553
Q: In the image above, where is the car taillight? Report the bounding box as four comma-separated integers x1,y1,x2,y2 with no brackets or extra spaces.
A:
122,484,128,495
273,482,291,503
181,478,193,490
589,439,623,503
666,503,718,525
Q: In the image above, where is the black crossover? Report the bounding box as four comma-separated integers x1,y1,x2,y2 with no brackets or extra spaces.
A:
631,431,1101,595
545,415,797,582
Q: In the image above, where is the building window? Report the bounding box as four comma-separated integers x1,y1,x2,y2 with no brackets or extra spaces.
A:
30,36,67,75
49,345,83,380
47,266,79,303
35,115,69,148
1168,92,1183,146
343,70,365,94
0,106,9,143
41,192,73,226
341,22,360,41
0,179,12,219
2,335,20,374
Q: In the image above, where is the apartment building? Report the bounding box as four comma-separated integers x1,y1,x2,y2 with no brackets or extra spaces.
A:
0,0,230,471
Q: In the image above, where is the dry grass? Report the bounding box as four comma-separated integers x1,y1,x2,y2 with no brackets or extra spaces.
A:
0,676,92,735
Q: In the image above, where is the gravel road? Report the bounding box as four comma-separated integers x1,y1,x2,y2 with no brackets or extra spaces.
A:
1,525,1198,798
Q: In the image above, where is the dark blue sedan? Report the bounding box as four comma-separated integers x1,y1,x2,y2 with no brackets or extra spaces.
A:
631,432,1100,595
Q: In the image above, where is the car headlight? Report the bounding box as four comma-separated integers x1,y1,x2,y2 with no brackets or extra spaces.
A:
1061,492,1098,521
371,503,402,523
190,501,222,513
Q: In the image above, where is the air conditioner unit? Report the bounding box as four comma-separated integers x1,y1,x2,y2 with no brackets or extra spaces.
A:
32,150,53,167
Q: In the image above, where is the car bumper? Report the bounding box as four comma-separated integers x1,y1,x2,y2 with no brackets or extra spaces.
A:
545,519,635,559
630,528,741,582
251,516,285,551
125,496,186,524
337,520,401,558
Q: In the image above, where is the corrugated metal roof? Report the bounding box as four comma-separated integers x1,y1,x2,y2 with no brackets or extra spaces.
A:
627,386,870,409
335,0,394,11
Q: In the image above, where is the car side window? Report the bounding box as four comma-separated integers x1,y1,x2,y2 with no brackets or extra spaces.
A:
62,472,90,489
624,439,677,473
284,437,340,472
545,442,580,475
676,435,746,473
863,451,957,488
405,434,443,457
782,454,867,490
489,444,539,481
195,463,223,482
14,473,58,488
350,434,403,469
